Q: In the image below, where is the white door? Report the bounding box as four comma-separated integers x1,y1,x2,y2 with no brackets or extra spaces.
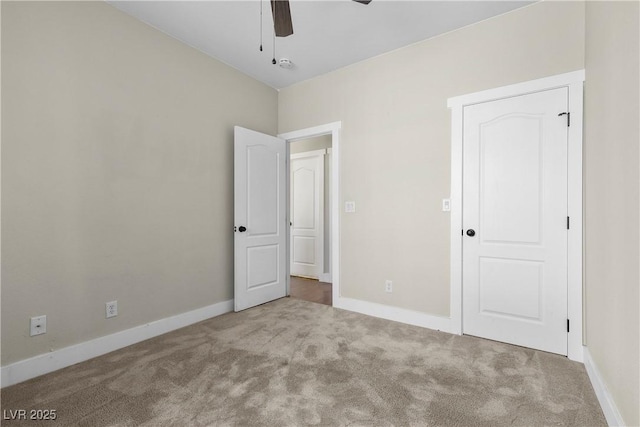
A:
290,151,324,279
234,126,287,311
462,88,569,355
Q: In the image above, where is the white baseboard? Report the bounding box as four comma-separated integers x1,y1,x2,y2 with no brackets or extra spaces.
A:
1,299,234,388
583,346,626,427
334,296,455,334
319,273,332,283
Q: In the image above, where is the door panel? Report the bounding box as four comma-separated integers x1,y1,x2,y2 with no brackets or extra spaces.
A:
463,88,568,355
480,116,542,244
479,257,543,320
234,126,286,311
293,236,315,264
247,245,279,289
247,145,279,236
290,153,324,279
292,167,315,229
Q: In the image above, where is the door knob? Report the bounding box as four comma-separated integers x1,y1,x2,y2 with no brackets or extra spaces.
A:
238,226,247,232
466,229,476,237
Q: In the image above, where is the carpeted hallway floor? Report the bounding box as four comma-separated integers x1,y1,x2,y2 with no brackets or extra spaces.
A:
1,298,606,426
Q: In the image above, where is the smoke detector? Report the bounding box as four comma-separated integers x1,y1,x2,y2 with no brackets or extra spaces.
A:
278,58,293,69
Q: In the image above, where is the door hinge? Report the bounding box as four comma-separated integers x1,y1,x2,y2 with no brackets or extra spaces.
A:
566,216,570,230
558,112,570,127
567,319,570,333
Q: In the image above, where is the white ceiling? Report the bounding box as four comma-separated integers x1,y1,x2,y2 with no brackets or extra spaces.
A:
108,1,535,89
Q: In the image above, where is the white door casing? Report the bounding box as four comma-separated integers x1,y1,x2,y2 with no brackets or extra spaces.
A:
448,70,584,362
234,126,287,311
462,88,569,355
278,122,342,304
290,150,325,279
321,148,332,283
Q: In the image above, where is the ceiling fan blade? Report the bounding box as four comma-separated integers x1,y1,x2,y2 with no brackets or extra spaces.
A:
353,0,372,4
270,0,294,37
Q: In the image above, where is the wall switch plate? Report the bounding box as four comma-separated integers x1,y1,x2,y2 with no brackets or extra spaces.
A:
106,301,118,318
30,315,47,336
442,199,451,212
345,201,356,213
385,280,393,293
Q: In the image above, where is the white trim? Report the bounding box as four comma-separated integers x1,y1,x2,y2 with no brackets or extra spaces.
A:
319,273,332,283
447,70,585,361
279,122,341,305
583,347,626,426
334,297,455,334
279,122,340,142
1,299,233,388
448,70,586,108
449,98,464,336
290,149,327,160
325,149,332,281
567,77,584,362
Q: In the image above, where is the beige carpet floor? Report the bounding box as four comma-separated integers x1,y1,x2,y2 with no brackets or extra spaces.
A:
1,298,606,426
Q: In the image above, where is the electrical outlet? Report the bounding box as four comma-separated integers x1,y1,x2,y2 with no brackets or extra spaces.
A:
106,301,118,318
385,280,393,293
30,315,47,336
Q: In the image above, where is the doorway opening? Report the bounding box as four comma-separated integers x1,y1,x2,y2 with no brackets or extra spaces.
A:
289,136,332,305
290,276,332,306
279,122,341,308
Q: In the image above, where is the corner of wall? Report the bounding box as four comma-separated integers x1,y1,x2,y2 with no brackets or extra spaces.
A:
583,346,627,426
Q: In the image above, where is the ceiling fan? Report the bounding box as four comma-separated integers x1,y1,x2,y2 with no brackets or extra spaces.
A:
270,0,371,37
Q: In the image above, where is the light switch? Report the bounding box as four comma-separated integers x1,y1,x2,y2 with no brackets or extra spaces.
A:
442,199,451,212
345,201,356,213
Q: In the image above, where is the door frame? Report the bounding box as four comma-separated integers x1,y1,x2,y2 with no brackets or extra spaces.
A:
447,70,585,362
290,149,326,279
278,122,341,304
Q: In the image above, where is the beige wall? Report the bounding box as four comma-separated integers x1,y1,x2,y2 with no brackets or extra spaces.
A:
1,1,278,365
0,0,3,365
5,4,638,423
584,2,640,425
279,1,585,316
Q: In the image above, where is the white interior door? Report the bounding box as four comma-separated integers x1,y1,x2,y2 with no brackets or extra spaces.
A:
234,126,287,311
462,88,569,355
290,151,324,279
